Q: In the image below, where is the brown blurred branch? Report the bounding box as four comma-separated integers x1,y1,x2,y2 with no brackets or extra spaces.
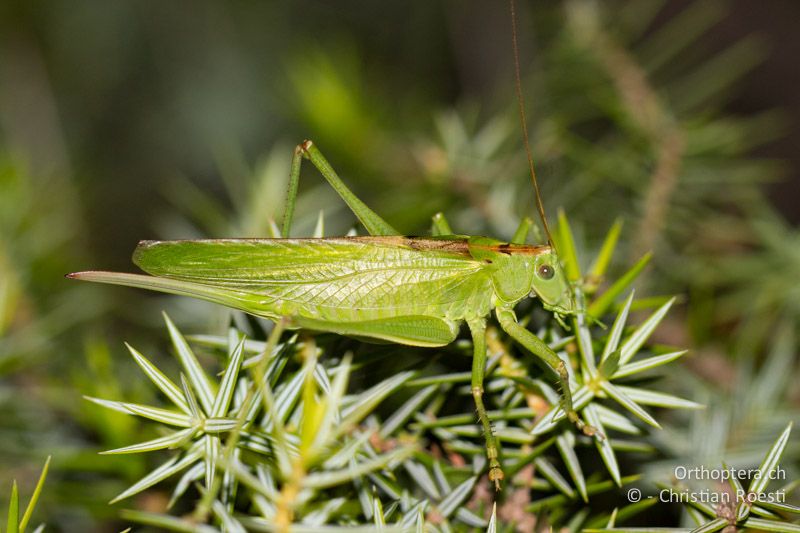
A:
565,1,685,261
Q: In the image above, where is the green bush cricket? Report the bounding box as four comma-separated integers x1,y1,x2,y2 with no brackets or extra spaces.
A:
68,1,599,490
68,139,599,487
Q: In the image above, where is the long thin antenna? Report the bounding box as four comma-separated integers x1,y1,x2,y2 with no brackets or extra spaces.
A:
509,0,553,246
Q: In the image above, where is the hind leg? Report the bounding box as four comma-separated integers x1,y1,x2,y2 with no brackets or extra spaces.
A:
282,141,399,237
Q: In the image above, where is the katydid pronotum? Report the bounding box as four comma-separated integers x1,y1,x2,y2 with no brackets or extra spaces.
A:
68,2,600,491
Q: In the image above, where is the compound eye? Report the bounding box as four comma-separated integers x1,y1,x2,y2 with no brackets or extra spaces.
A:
538,264,554,280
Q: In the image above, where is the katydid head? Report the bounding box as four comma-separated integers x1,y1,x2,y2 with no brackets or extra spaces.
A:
470,238,573,314
530,248,574,316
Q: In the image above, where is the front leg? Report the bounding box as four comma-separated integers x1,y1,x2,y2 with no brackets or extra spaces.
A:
495,307,599,438
466,317,504,490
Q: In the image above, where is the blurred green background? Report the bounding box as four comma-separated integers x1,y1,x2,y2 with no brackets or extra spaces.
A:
1,0,799,530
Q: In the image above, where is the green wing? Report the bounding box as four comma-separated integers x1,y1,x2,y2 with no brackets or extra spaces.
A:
73,237,494,324
133,237,480,285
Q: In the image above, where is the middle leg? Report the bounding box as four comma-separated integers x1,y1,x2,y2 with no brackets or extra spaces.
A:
467,317,504,490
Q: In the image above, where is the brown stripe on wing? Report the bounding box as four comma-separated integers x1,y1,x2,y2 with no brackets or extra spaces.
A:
346,236,550,256
465,241,551,255
345,236,474,256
